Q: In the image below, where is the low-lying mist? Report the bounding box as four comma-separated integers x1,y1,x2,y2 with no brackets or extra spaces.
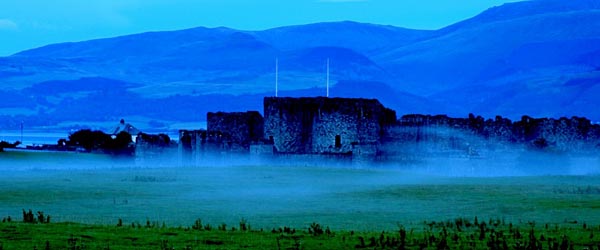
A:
403,152,600,177
1,145,599,177
1,148,600,230
380,126,600,177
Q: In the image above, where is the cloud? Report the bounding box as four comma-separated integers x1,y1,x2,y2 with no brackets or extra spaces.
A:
0,19,18,30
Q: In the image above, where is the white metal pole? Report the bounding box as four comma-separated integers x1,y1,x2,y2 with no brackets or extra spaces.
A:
326,58,330,97
275,57,279,97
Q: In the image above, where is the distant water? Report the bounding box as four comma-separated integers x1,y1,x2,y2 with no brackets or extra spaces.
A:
0,130,67,146
0,130,180,146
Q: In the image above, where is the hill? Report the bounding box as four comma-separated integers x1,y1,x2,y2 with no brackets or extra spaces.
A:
2,0,600,131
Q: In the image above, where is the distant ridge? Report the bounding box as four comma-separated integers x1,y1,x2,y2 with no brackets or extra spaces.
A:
441,0,600,33
1,0,600,130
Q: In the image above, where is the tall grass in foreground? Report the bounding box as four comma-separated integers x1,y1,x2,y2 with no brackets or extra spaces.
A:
1,211,600,249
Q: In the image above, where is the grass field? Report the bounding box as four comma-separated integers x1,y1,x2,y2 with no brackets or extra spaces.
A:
1,215,599,249
0,151,600,248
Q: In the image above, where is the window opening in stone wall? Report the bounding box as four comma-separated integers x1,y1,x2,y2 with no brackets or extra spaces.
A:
335,135,341,148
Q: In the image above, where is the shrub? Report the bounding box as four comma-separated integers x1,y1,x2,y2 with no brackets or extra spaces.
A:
192,219,202,230
239,218,248,231
308,223,324,236
22,209,48,223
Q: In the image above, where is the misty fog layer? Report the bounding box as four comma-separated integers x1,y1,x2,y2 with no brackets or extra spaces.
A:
1,150,599,230
381,126,600,177
4,147,598,177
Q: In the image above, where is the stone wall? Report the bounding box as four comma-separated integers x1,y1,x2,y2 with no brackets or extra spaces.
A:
264,97,396,155
178,128,253,164
177,98,600,164
207,111,264,148
395,114,600,152
135,132,177,165
178,129,201,164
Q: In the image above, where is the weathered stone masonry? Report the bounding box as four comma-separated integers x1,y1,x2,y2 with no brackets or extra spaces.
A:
263,97,396,154
207,111,264,148
396,114,600,152
178,111,265,162
174,97,600,163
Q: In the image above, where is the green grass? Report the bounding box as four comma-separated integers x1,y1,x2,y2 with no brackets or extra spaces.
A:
1,151,600,248
1,163,600,230
1,217,600,249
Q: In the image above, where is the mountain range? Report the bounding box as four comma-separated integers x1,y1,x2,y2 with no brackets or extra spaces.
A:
1,0,600,132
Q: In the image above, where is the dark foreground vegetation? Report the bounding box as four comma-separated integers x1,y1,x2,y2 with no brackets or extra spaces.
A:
1,211,600,250
65,130,134,155
0,141,19,152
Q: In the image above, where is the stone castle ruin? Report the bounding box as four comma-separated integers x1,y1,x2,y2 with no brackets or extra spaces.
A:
263,97,396,155
176,97,397,161
380,114,600,163
163,96,600,163
207,111,264,148
177,111,266,163
395,114,600,151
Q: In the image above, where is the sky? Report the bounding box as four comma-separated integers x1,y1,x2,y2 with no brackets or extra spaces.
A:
0,0,523,56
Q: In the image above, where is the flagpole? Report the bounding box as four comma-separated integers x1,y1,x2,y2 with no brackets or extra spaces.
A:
326,58,330,97
275,57,279,97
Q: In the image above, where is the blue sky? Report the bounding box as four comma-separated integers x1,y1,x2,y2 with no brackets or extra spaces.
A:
0,0,522,56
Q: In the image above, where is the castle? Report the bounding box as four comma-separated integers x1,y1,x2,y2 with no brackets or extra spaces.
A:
263,97,396,155
137,96,600,163
174,97,396,162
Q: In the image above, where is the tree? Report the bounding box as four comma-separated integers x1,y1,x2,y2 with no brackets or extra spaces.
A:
67,129,111,151
0,140,20,152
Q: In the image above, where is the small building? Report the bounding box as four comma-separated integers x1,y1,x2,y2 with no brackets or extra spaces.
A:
263,97,396,156
112,119,141,142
